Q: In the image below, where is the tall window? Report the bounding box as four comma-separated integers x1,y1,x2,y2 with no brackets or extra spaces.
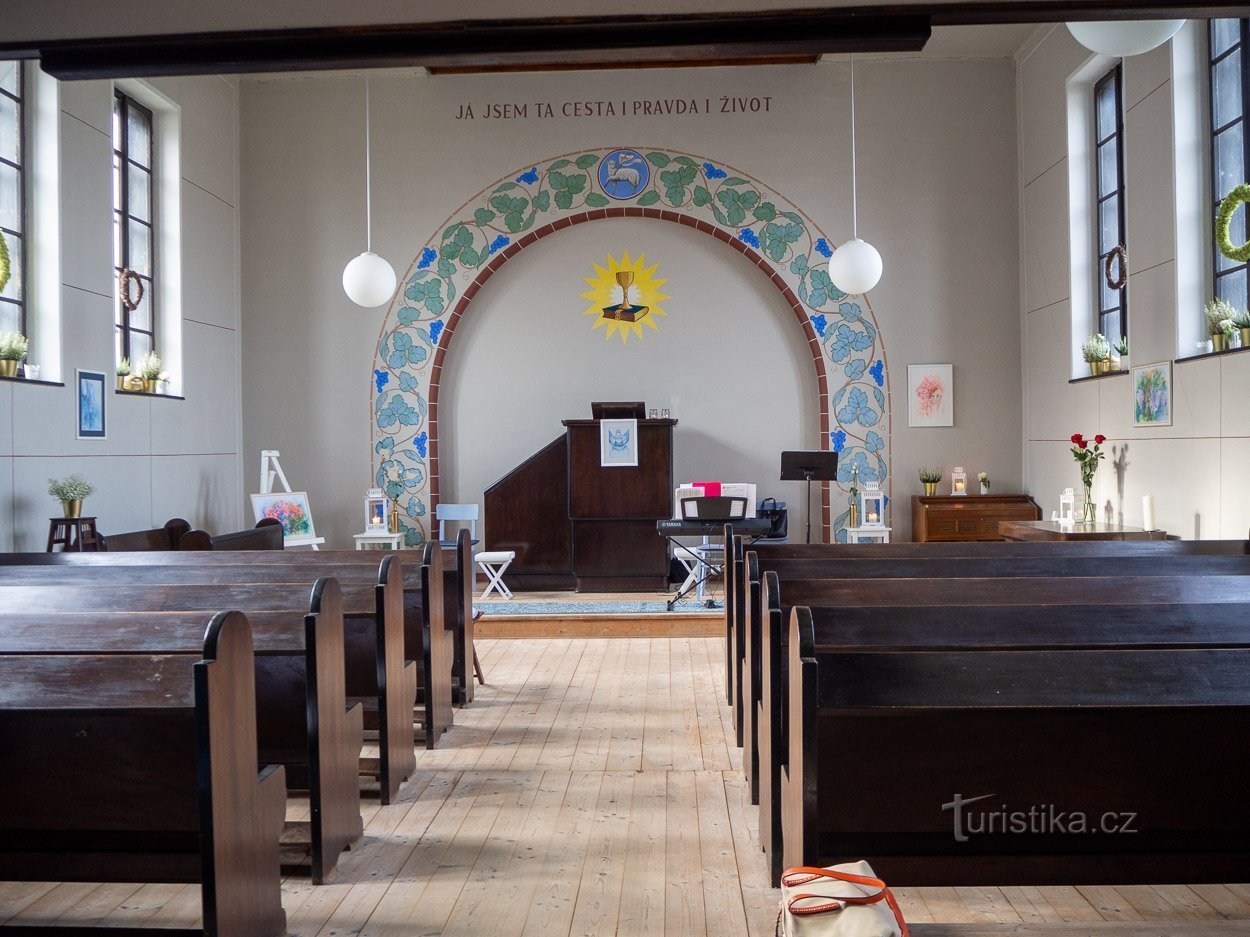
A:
113,90,155,365
1094,65,1128,343
1210,18,1249,312
0,61,25,336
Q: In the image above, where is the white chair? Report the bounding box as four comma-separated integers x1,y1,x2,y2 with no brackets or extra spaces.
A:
475,550,516,600
436,502,479,546
437,502,515,601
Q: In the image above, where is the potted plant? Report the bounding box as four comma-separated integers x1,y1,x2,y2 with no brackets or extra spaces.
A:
978,471,990,495
1068,433,1106,524
48,473,95,519
1080,333,1111,375
1205,298,1237,352
136,350,164,393
1235,308,1250,349
0,330,28,379
918,467,942,497
1112,336,1128,368
116,357,131,390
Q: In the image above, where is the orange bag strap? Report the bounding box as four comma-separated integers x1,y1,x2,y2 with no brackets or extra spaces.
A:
780,866,909,937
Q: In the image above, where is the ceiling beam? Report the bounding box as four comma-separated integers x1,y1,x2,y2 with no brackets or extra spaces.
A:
7,2,1247,81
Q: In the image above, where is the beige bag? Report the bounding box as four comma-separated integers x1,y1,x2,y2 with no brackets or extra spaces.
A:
777,860,908,937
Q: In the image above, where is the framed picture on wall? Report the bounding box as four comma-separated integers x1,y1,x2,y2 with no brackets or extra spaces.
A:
250,490,318,542
1131,360,1172,427
907,363,954,427
76,369,107,439
600,418,639,467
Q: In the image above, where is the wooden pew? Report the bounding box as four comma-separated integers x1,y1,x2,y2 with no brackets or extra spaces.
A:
4,543,476,711
753,565,1250,884
100,516,191,551
0,610,288,937
180,517,285,551
0,569,418,804
0,578,363,885
0,548,457,750
783,609,1250,884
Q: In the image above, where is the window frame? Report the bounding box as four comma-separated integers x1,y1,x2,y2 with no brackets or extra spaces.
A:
0,61,26,338
1093,63,1128,344
1209,18,1250,311
112,88,156,366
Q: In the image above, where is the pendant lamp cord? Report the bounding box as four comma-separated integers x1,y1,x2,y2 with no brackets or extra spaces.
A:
365,71,373,253
849,54,858,240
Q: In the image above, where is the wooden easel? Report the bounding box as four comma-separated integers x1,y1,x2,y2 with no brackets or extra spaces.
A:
258,450,325,550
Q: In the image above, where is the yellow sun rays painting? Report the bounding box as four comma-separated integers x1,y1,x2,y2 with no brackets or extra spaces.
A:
580,250,670,344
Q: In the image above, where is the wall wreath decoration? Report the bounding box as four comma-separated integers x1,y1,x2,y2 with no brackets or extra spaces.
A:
1104,244,1127,292
0,231,10,294
118,267,144,312
1216,183,1250,263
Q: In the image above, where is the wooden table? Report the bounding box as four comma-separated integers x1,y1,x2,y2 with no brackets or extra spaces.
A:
911,495,1041,542
997,519,1164,541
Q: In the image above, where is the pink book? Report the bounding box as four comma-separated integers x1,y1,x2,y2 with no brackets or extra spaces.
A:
692,481,722,498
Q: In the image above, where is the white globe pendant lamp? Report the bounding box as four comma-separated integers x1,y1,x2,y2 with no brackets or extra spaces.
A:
1066,20,1184,57
829,55,883,296
343,71,397,308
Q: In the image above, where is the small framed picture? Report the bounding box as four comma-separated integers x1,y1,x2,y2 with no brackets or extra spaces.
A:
907,363,954,427
250,490,318,542
1131,360,1172,427
76,369,107,439
600,418,639,467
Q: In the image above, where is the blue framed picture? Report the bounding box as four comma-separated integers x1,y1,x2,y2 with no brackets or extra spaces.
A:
600,418,638,467
76,369,107,439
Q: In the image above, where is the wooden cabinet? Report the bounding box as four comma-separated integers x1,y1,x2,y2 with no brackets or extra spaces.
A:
911,494,1042,542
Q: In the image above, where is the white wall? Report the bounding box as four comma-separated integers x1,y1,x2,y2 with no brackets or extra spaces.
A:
1018,26,1250,539
0,71,243,550
240,56,1021,544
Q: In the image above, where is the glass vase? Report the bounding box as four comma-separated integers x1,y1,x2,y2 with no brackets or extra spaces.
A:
1081,482,1096,524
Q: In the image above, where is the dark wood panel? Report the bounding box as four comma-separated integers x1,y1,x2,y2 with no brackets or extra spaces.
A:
567,421,673,519
572,520,669,586
484,434,571,577
912,494,1041,543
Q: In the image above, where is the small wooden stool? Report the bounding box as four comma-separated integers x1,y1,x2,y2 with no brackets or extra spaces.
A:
47,516,102,552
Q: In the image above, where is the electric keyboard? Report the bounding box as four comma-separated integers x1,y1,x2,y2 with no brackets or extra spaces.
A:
656,517,773,537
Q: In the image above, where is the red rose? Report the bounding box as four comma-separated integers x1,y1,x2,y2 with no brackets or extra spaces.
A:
1094,434,1106,444
1070,433,1084,445
1078,441,1087,449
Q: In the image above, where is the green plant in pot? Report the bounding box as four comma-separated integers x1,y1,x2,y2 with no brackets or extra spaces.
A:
1234,308,1250,349
136,351,164,393
1080,333,1111,375
116,357,131,390
1205,298,1237,352
918,466,943,497
48,474,95,519
1112,335,1128,367
0,330,29,379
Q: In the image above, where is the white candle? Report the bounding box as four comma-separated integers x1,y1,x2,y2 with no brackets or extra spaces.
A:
1142,494,1156,531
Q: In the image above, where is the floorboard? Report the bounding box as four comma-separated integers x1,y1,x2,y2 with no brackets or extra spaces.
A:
3,635,1247,936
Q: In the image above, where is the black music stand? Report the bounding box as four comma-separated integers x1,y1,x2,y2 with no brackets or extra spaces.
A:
780,450,840,544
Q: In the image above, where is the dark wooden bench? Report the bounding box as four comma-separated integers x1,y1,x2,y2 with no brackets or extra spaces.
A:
0,610,288,936
783,609,1250,885
6,541,478,710
0,566,418,804
754,569,1250,883
0,577,364,884
180,517,285,551
100,516,191,551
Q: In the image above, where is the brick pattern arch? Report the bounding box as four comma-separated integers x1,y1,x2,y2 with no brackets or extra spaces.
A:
372,147,890,546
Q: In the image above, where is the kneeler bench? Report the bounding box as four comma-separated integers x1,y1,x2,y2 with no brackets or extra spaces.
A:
0,611,287,937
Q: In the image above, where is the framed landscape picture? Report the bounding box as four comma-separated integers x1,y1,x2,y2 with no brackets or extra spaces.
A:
1131,360,1172,427
76,369,107,439
907,363,953,427
599,418,639,467
250,490,318,542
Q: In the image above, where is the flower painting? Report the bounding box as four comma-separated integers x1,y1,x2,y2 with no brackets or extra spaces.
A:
1132,361,1172,427
250,491,318,541
907,364,954,427
76,369,107,439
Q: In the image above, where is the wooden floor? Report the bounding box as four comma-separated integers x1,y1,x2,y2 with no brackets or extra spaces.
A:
4,637,1250,935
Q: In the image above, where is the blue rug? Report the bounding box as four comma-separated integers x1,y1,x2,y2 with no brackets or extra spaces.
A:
477,599,723,615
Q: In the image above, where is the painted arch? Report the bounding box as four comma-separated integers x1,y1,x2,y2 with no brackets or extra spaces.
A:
372,146,891,545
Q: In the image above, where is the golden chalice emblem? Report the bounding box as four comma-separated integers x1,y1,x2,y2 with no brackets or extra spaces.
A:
602,270,650,322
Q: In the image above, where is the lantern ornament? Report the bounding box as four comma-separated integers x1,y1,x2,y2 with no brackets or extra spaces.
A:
1058,488,1076,526
860,481,887,529
364,488,389,534
951,466,968,497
